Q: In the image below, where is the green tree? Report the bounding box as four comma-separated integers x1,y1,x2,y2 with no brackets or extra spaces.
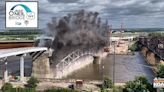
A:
7,88,36,92
25,77,39,88
156,64,164,78
45,88,77,92
1,83,13,92
129,42,138,51
113,86,123,92
1,82,37,92
123,76,155,92
103,77,113,89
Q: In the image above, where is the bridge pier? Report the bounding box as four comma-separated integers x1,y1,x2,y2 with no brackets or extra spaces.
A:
93,56,101,64
20,55,25,82
3,55,26,83
146,52,157,65
0,47,48,83
4,62,8,83
140,46,163,66
141,47,148,57
32,52,53,79
160,60,164,65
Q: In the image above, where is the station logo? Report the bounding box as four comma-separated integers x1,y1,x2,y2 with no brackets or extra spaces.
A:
6,1,38,28
153,78,164,88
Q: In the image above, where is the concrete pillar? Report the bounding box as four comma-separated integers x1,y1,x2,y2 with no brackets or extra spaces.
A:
20,55,24,82
141,47,148,57
160,60,164,65
4,62,8,83
32,53,53,78
93,56,101,64
147,52,156,65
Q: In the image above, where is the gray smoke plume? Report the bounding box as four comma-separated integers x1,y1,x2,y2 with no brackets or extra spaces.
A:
45,10,109,63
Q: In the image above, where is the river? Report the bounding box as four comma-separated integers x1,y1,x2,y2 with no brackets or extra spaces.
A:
66,52,155,83
0,52,155,83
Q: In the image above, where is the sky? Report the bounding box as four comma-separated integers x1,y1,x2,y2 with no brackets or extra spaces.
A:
0,0,164,29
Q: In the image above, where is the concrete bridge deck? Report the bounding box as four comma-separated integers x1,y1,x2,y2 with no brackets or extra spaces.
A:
0,47,47,58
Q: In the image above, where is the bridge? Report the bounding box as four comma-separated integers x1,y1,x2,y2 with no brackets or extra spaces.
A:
110,36,135,42
0,40,34,49
55,49,97,79
138,37,164,65
0,47,48,83
0,36,107,84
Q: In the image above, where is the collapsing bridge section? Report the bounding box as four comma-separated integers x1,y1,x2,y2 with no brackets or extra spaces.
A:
55,49,107,79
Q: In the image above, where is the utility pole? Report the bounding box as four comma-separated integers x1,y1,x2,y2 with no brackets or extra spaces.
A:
109,25,112,47
113,41,116,92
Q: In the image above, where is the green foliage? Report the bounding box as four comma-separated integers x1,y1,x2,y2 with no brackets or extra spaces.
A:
25,77,39,88
4,88,36,92
103,77,113,89
0,30,41,35
101,87,106,92
0,30,42,40
148,32,164,37
1,83,13,92
113,86,123,92
156,64,164,78
45,88,77,92
129,42,138,51
123,76,156,92
1,83,36,92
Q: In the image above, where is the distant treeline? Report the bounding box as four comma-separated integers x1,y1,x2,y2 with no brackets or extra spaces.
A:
0,29,43,35
148,32,164,37
114,28,164,32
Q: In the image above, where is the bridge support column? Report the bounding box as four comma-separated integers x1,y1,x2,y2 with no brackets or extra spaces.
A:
93,56,101,64
20,55,24,82
4,62,8,83
141,47,148,57
32,52,52,79
146,52,157,65
160,60,164,65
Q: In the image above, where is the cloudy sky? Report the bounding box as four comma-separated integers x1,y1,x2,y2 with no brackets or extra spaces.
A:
0,0,164,29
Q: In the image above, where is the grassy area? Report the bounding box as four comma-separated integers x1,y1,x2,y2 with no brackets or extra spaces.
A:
0,30,42,41
0,35,37,40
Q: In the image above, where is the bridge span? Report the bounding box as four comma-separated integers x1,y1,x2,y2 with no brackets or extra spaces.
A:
55,49,97,79
138,37,164,65
0,47,48,83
